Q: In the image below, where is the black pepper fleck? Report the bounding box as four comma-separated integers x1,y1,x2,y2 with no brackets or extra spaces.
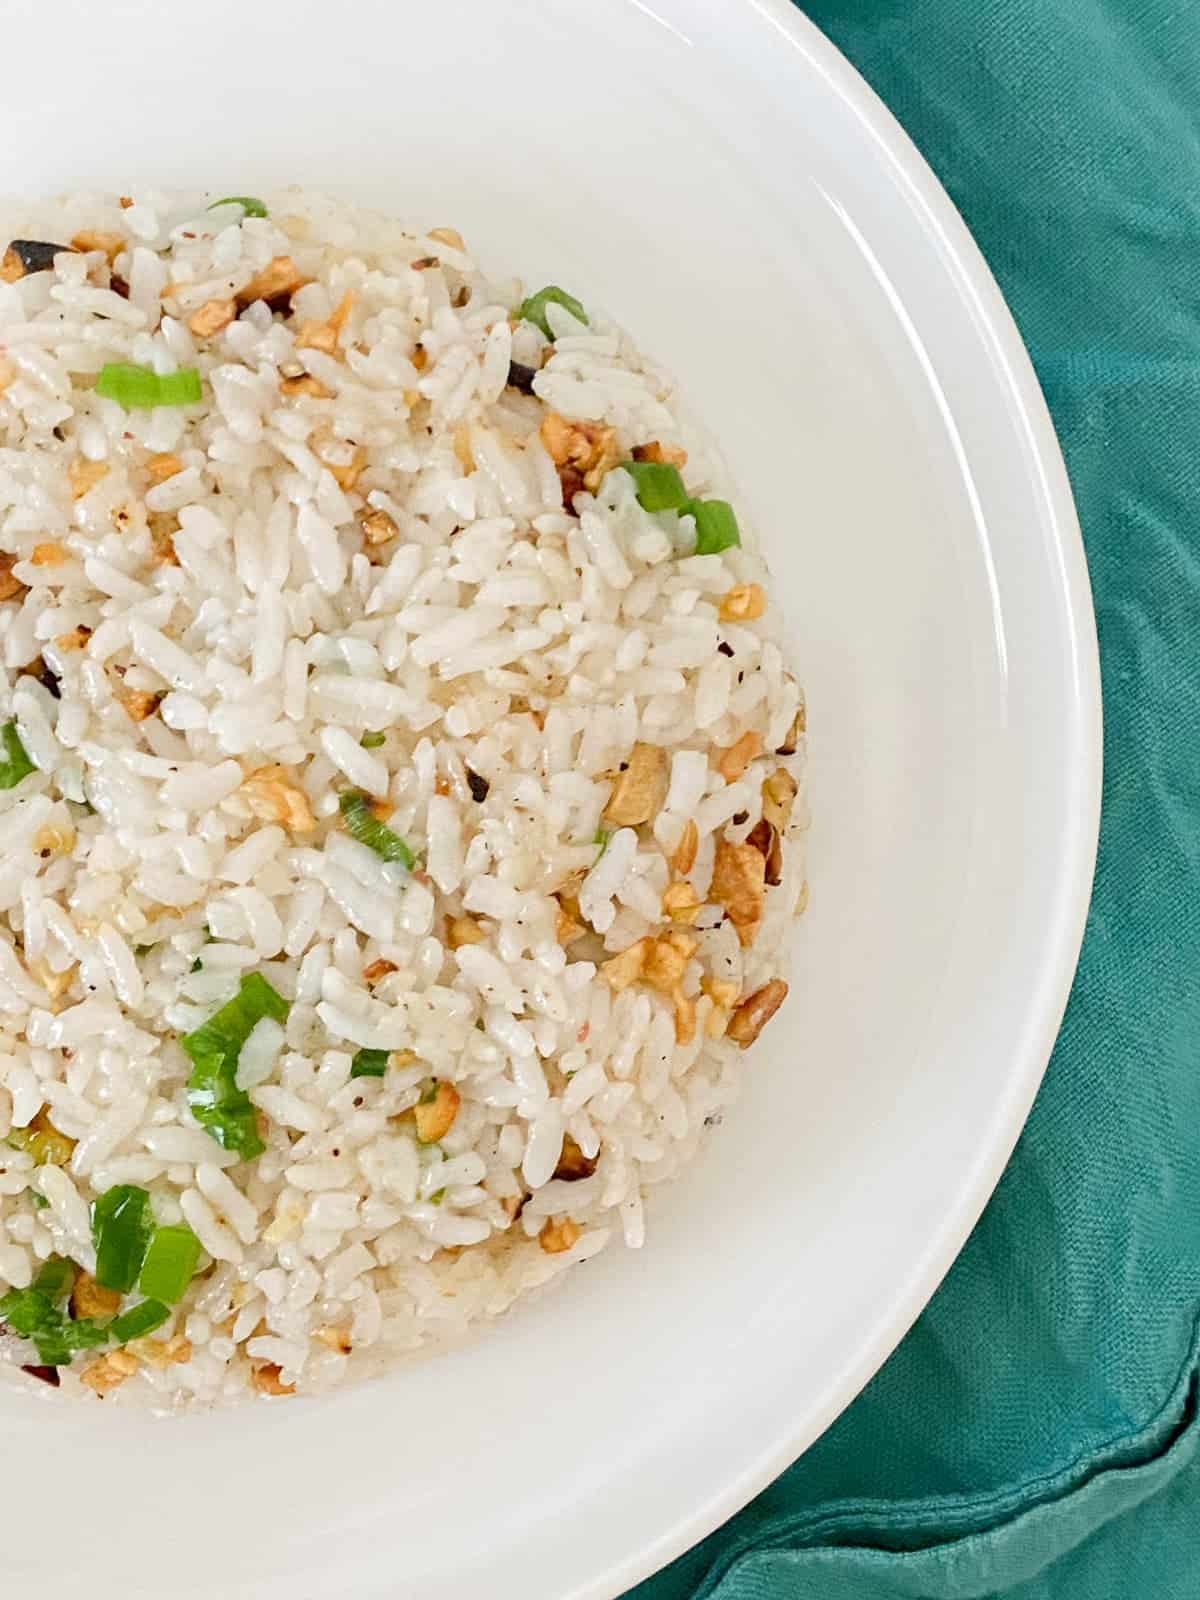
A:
465,767,490,803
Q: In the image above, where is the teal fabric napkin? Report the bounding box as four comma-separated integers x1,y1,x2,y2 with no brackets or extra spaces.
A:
631,2,1200,1595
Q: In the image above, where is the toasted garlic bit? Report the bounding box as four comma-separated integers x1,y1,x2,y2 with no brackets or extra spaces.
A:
147,511,180,566
362,958,398,984
129,1333,192,1368
761,766,798,831
717,729,763,784
70,1270,120,1320
746,817,783,886
239,765,316,833
642,930,698,995
187,297,237,338
68,456,108,499
281,373,333,400
632,440,688,467
414,1080,460,1143
601,938,648,992
662,878,702,925
118,687,163,723
296,318,339,356
710,837,766,947
33,820,76,859
444,914,486,952
143,452,183,485
359,506,398,546
368,795,393,823
70,229,124,263
251,1362,296,1397
540,410,623,496
539,1216,581,1254
726,979,789,1047
672,989,697,1045
670,817,699,875
701,974,741,1039
718,582,767,623
80,1348,139,1396
553,1134,598,1182
317,441,367,491
776,702,805,755
236,255,308,309
314,1324,353,1355
31,541,67,566
555,895,588,947
0,551,25,603
55,624,91,651
603,741,667,826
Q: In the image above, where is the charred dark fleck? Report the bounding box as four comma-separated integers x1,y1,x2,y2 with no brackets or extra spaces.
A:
21,1364,60,1387
52,426,66,442
465,768,490,803
717,641,734,658
731,810,749,826
263,291,297,316
109,274,130,300
2,239,71,282
33,660,61,700
506,360,538,395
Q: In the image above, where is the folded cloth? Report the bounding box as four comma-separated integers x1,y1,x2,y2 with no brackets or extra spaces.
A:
631,2,1200,1594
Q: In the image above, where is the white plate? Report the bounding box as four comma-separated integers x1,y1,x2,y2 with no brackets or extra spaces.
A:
1,1,1100,1595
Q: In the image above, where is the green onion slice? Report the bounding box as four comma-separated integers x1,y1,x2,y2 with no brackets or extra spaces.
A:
623,461,691,513
691,499,741,555
139,1225,201,1304
95,363,202,410
32,1257,75,1304
0,722,35,790
110,1299,170,1343
92,1184,154,1293
515,285,588,339
350,1048,392,1079
207,196,268,218
182,972,289,1159
339,791,415,870
360,731,386,749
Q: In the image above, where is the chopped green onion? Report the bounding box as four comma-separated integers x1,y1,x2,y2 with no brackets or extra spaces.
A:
110,1298,170,1343
183,972,289,1159
139,1225,201,1304
92,1184,154,1293
133,943,156,958
339,790,416,870
623,461,691,513
0,721,35,789
360,731,386,749
350,1048,391,1079
593,827,611,859
32,1257,76,1304
95,362,202,410
191,958,203,973
515,285,588,339
207,196,268,219
429,1187,446,1205
418,1078,439,1105
691,498,741,555
29,1193,49,1211
7,1112,74,1167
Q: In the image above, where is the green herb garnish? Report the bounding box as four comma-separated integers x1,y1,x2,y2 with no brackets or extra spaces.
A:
429,1187,446,1205
515,285,588,339
593,827,611,860
339,790,415,870
207,196,268,219
133,943,156,958
182,972,289,1159
360,731,386,749
350,1048,391,1079
138,1225,201,1304
623,461,691,514
190,958,203,973
95,362,202,410
29,1193,49,1211
0,721,35,790
691,498,741,555
109,1298,171,1343
92,1185,154,1293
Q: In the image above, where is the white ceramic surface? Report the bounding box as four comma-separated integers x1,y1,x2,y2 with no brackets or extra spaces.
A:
1,0,1101,1595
